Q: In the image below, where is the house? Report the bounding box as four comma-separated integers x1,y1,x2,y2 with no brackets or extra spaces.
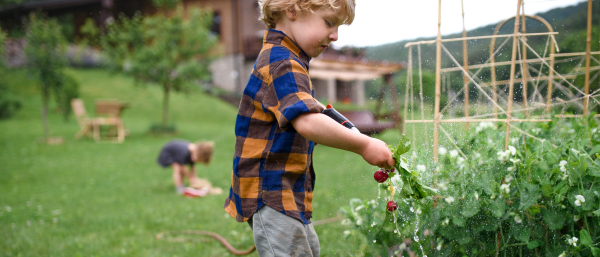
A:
0,0,403,106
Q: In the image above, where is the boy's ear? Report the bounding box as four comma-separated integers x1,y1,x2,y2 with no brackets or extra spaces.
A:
285,7,298,21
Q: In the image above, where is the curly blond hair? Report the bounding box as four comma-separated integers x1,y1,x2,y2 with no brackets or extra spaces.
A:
258,0,355,29
194,141,214,165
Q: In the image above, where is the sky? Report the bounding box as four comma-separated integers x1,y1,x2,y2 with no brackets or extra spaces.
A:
335,0,588,48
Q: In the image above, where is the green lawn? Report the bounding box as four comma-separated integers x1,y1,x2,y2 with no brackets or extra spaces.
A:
0,68,424,256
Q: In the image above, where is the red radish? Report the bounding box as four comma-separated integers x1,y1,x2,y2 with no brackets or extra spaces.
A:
389,168,395,173
387,201,398,211
374,169,389,183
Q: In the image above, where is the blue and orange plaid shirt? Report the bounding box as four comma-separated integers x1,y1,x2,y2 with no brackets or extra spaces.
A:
224,29,324,224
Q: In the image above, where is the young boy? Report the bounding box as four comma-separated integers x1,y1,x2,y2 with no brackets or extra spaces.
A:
157,139,214,197
224,0,394,255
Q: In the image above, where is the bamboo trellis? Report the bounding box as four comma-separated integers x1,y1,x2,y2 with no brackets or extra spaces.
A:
402,0,600,162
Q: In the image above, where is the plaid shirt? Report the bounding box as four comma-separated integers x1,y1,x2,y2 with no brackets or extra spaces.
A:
224,30,324,224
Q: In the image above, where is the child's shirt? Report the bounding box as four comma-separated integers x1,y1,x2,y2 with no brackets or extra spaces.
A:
157,140,193,168
224,29,324,224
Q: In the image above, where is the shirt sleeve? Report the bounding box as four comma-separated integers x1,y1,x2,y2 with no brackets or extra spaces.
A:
261,59,324,131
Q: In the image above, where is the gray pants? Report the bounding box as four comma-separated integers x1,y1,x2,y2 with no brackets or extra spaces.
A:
248,205,320,257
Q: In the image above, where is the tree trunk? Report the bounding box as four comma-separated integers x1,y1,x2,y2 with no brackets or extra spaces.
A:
42,84,50,140
162,84,170,129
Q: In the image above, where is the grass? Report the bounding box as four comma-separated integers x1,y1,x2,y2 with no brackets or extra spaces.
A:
0,68,434,256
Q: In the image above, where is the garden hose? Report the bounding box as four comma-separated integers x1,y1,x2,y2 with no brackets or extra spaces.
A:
155,213,341,255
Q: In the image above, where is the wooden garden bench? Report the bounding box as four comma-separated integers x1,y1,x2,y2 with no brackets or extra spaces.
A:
338,110,398,135
94,100,129,143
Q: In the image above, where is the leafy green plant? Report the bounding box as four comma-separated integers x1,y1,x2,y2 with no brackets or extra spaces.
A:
102,8,218,131
342,115,600,256
25,13,79,138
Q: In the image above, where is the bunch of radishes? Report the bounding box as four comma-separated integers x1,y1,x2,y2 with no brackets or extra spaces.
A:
372,135,436,212
373,168,398,211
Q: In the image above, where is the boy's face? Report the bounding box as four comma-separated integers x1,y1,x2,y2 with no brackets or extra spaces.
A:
286,8,343,58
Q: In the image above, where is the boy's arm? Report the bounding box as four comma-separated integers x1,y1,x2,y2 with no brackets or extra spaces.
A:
291,112,395,168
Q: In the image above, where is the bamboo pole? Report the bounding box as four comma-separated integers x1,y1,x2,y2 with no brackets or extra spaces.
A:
505,0,522,151
417,45,428,144
584,0,592,115
441,56,551,72
433,0,442,162
462,0,469,130
403,46,412,134
490,36,499,119
547,36,556,113
404,32,558,47
521,1,529,118
404,118,551,123
551,51,600,58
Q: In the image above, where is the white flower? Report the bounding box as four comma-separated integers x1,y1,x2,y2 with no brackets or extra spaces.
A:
571,148,580,156
399,243,407,251
575,195,585,206
438,147,447,156
343,230,351,235
504,175,514,183
449,150,459,158
511,137,519,145
559,252,567,257
559,160,568,167
436,242,443,251
592,128,598,134
500,184,510,194
457,157,465,164
507,166,516,172
560,166,567,172
574,215,580,222
445,196,455,204
356,219,363,226
438,182,448,191
514,215,522,223
508,145,517,155
510,158,520,164
473,152,481,159
497,150,512,161
417,165,426,172
568,237,578,247
474,192,479,200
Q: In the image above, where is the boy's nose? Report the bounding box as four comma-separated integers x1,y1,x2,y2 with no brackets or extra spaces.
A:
329,28,338,42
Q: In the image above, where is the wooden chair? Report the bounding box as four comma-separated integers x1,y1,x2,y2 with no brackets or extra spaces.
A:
94,100,128,143
71,98,95,140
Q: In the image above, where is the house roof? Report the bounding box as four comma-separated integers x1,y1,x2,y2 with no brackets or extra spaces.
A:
309,57,404,82
0,0,103,13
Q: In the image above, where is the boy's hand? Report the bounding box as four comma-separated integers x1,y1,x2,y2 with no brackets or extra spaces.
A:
359,138,395,168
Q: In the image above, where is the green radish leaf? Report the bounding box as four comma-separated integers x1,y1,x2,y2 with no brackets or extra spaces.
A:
394,134,411,157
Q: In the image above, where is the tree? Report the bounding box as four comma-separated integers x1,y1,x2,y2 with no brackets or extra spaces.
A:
0,24,22,119
104,8,218,131
25,13,77,140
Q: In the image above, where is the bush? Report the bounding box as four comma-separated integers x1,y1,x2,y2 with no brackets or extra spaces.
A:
342,114,600,256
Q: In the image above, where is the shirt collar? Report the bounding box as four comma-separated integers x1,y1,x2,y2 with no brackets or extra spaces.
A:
263,29,311,67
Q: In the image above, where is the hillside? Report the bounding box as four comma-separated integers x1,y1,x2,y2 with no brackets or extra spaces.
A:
365,0,599,70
